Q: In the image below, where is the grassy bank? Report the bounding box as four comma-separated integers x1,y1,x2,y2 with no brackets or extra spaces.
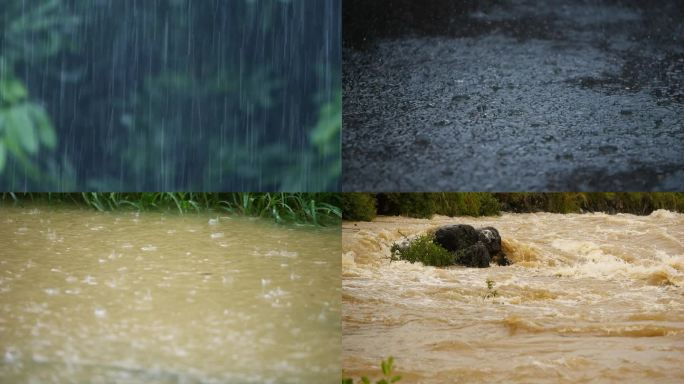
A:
342,193,684,221
1,193,341,226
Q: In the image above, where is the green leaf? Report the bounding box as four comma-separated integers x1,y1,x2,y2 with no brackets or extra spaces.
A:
341,380,354,384
0,78,28,104
6,105,38,154
391,376,402,383
378,380,388,384
361,377,371,384
381,360,389,376
0,143,6,172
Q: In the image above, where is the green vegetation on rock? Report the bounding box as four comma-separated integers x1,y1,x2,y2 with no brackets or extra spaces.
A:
390,234,453,267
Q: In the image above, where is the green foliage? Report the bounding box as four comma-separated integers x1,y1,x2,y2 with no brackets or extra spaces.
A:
1,0,80,64
390,234,453,267
650,193,684,212
342,357,402,384
494,193,546,212
482,278,498,300
219,192,342,226
379,193,436,218
1,0,340,190
545,192,584,213
311,92,341,156
495,192,684,214
342,193,377,221
1,193,341,226
308,90,342,190
350,193,684,219
365,193,501,218
278,90,341,191
368,192,501,218
478,193,502,215
0,74,59,179
0,76,27,104
0,0,76,184
435,192,501,217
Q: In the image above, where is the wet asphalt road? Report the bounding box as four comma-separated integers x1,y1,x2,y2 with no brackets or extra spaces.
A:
342,0,684,191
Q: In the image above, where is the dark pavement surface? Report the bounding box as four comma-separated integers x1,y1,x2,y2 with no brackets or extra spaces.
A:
342,0,684,191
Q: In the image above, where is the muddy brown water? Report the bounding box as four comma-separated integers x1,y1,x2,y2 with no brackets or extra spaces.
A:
0,206,340,383
342,211,684,383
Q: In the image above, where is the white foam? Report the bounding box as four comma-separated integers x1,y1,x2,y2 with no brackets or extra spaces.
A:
649,209,681,219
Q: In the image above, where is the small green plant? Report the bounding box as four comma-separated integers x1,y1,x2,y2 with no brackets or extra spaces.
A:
483,278,498,300
342,356,402,384
390,234,453,267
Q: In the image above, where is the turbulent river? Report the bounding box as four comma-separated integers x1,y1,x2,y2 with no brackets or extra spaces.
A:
342,211,684,383
0,207,340,383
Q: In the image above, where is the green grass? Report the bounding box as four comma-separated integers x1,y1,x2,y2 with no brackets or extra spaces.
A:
0,192,341,226
390,234,453,267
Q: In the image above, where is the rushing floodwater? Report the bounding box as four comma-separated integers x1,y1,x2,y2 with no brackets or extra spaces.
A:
342,211,684,383
0,207,340,383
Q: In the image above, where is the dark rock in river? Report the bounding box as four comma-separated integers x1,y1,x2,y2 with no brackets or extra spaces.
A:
434,224,509,267
477,226,502,255
435,224,479,252
454,242,491,268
